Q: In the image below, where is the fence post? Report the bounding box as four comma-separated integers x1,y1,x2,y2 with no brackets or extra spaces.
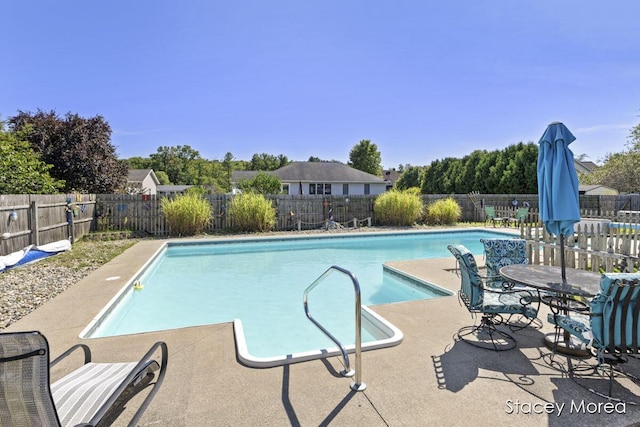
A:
30,201,39,246
66,198,75,244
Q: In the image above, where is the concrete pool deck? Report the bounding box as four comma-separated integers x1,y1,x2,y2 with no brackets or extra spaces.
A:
5,230,640,426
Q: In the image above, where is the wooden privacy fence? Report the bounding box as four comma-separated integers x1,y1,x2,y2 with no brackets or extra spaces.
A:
0,194,96,255
520,221,640,273
94,194,377,235
93,193,638,235
94,193,537,234
2,191,639,259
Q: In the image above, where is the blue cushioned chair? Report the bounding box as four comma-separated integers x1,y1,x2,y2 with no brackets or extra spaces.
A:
447,244,538,351
481,238,529,289
549,273,640,402
481,238,541,329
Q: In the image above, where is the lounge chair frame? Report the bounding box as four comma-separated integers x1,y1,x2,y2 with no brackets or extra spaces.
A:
0,331,168,427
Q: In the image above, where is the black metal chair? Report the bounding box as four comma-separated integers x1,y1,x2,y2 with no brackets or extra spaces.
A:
447,244,538,351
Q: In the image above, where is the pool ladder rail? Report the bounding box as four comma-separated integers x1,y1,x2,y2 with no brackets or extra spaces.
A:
303,265,366,392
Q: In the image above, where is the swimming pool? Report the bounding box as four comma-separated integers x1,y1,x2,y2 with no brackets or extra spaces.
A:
81,229,511,366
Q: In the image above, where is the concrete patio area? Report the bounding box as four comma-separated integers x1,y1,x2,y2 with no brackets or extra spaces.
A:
5,233,640,426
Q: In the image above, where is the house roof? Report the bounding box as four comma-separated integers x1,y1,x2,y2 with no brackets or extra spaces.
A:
574,160,598,173
275,162,386,183
383,168,401,185
579,184,618,195
127,169,159,184
157,185,194,193
231,162,386,183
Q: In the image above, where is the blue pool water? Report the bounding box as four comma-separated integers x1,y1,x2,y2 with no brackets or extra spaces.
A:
84,230,509,359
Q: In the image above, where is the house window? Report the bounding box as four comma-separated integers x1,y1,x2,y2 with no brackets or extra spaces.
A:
342,184,348,195
309,183,332,195
282,184,289,195
364,184,370,195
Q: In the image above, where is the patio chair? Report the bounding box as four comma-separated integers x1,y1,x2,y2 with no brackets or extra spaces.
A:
548,273,640,402
508,207,529,228
483,206,498,227
447,244,538,351
480,238,529,290
0,331,168,426
480,238,541,329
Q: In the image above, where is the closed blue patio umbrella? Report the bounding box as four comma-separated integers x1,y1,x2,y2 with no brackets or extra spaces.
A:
537,122,581,283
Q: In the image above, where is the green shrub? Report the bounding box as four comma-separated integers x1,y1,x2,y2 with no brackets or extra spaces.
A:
373,190,424,226
425,198,461,225
161,193,212,236
227,192,276,232
403,187,422,196
237,172,282,194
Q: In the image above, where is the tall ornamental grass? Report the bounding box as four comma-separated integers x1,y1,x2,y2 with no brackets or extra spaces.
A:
161,193,212,236
227,192,276,232
374,190,424,226
425,197,462,225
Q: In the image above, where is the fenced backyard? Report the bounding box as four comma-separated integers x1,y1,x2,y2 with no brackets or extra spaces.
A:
1,193,639,273
0,194,95,256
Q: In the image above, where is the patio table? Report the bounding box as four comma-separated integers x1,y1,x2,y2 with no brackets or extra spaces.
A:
490,216,510,227
499,264,601,357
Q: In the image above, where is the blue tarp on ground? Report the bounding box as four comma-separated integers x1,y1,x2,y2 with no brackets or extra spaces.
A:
0,240,71,272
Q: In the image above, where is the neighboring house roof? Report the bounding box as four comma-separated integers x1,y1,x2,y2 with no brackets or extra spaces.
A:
157,185,194,193
231,162,386,183
574,160,598,173
232,170,264,182
277,162,386,182
383,168,401,186
127,169,159,185
579,184,619,195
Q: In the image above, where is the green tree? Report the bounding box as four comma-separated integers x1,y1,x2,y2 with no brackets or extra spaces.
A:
395,166,424,190
458,150,486,193
127,156,153,170
498,142,538,194
155,170,170,185
149,145,202,185
222,152,235,191
0,126,65,194
348,139,382,176
419,143,539,194
249,153,290,171
8,110,128,193
581,122,640,193
237,172,282,194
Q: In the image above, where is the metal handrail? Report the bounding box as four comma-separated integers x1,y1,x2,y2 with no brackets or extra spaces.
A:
303,265,366,391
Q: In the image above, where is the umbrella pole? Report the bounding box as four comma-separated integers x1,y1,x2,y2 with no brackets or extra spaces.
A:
560,234,567,284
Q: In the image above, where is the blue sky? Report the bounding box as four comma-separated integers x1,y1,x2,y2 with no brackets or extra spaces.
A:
2,1,639,169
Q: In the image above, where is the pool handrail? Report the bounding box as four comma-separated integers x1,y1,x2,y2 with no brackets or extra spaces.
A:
303,265,366,391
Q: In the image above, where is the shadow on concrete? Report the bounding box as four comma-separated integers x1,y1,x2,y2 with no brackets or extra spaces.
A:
432,330,542,393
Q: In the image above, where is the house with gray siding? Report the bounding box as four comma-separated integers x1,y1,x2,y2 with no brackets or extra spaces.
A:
232,162,388,195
